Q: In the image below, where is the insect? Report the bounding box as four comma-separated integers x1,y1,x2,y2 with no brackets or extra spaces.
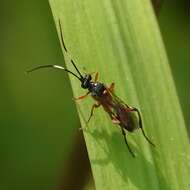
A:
27,19,155,157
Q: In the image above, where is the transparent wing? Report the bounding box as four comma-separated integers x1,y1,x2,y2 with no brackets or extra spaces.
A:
109,91,129,108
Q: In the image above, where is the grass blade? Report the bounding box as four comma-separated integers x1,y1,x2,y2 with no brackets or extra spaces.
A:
49,0,190,189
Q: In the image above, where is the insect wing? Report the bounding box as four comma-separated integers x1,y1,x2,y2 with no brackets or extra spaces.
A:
109,92,139,131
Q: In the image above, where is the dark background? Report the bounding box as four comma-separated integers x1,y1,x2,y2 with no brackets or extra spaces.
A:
0,0,189,189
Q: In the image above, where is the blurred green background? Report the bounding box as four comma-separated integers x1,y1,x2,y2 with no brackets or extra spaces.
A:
0,0,189,190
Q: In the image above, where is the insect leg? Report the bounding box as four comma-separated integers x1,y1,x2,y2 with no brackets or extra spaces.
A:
111,117,120,124
102,106,118,123
108,82,115,93
87,103,101,123
94,72,99,82
73,91,90,101
131,107,155,147
121,127,135,157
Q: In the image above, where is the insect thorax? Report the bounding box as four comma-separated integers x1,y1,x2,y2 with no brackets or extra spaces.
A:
90,82,106,97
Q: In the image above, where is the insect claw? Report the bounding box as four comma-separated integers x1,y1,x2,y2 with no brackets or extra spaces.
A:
72,97,80,101
72,97,82,101
79,126,88,131
130,150,136,158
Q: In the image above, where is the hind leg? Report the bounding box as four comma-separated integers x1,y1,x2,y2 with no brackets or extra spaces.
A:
121,127,135,157
129,107,155,146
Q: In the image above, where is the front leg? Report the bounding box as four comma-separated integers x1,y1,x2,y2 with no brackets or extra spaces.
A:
73,91,90,101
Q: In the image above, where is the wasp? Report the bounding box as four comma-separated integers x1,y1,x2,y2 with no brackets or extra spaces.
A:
27,19,155,157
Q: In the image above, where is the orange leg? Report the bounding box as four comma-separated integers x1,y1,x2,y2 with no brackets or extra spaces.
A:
86,72,98,82
94,72,99,82
87,103,101,123
73,91,90,101
79,103,100,131
108,82,115,93
103,105,119,124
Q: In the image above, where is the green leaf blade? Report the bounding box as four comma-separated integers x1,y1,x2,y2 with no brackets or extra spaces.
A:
49,0,190,189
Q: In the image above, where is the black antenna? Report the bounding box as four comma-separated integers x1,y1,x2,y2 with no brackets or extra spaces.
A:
27,65,82,81
58,19,84,80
